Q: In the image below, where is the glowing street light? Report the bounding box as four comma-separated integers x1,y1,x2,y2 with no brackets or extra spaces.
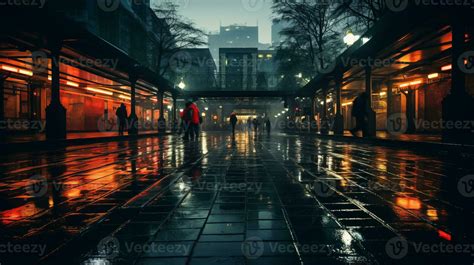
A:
343,31,360,46
178,81,186,89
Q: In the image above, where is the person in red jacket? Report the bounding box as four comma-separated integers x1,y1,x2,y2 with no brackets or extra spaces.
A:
182,101,200,141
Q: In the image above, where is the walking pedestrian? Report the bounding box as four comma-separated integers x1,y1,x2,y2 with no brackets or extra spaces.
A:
116,103,127,136
252,118,259,134
350,92,368,137
230,112,238,136
183,101,201,141
265,119,271,135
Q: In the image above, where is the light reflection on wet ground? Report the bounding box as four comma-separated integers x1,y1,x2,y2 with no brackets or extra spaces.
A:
0,132,473,265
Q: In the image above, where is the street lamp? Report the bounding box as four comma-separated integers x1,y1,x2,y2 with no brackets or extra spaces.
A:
343,31,360,46
178,80,186,90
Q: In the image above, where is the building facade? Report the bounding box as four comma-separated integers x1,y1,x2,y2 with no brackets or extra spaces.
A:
219,48,258,91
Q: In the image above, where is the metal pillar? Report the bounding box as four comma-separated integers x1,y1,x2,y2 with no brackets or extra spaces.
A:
172,96,177,132
364,66,376,137
320,81,329,135
386,80,394,122
158,91,166,132
45,39,67,140
0,74,6,123
128,74,139,135
442,16,474,143
334,73,344,135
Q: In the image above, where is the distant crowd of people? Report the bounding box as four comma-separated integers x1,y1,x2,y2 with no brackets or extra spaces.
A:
115,93,370,139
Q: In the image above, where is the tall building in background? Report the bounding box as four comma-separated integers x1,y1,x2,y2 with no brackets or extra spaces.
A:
257,50,279,91
181,48,217,91
219,48,258,91
208,25,270,65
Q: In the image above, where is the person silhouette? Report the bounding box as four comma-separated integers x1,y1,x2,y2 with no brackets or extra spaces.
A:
350,92,368,137
116,103,128,136
230,112,238,136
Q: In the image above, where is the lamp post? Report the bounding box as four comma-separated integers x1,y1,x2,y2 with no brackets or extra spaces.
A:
343,31,360,46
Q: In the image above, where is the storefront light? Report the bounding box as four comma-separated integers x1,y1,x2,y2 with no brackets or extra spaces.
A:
66,81,79,87
1,65,33,76
86,87,113,96
428,73,439,79
18,69,33,76
409,80,423,86
441,64,452,71
119,95,131,101
1,65,18,72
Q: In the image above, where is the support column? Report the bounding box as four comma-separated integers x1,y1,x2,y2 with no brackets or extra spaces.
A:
310,95,317,132
0,74,6,123
386,80,394,122
172,96,177,132
157,91,166,132
320,81,329,135
334,73,344,135
442,16,474,143
364,66,376,137
128,74,139,135
45,39,67,140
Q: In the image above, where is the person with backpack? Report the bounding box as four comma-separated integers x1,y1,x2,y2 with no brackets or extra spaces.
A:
182,101,200,141
115,103,128,136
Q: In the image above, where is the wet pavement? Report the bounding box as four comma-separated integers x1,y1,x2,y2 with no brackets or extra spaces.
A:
0,132,473,265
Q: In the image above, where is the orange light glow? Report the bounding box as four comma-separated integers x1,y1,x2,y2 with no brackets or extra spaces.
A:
86,87,113,96
409,80,423,86
65,188,81,198
66,81,79,87
396,197,421,210
441,64,452,71
428,73,439,79
399,83,410,88
1,65,19,72
119,95,131,101
438,230,452,241
1,65,35,76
